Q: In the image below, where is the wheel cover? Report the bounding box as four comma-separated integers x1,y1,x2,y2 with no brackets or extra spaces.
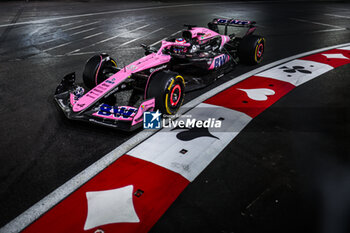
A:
170,84,181,107
257,43,264,58
95,55,103,86
254,39,264,63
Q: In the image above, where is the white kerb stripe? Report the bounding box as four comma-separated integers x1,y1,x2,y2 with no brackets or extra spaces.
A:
2,42,350,233
339,45,350,51
128,103,252,181
255,59,333,86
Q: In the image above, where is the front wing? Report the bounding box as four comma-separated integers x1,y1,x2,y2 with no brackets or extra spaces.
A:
54,73,155,131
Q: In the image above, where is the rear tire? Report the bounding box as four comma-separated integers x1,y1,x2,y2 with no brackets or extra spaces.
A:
146,71,185,115
83,53,117,89
238,35,265,65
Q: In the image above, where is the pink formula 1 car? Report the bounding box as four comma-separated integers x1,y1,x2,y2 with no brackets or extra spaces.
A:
54,18,265,130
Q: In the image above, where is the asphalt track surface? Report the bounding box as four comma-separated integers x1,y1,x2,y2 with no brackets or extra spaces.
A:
0,1,350,232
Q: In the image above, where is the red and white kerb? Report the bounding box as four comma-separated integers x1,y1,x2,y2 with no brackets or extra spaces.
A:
20,45,350,233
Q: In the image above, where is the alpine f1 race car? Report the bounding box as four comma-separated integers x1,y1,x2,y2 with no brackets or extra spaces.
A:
54,18,265,131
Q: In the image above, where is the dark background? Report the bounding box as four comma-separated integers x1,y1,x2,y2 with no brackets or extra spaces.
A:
0,1,349,232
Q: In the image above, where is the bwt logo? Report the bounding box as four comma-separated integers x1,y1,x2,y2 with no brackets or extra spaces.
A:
143,110,162,129
98,104,137,119
213,54,229,68
217,19,251,25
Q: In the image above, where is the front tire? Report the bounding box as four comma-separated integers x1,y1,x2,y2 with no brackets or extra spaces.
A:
238,35,265,65
146,71,185,115
83,53,117,89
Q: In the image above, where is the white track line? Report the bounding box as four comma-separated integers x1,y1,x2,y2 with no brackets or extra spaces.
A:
36,21,92,45
42,42,72,52
83,32,103,39
2,41,350,233
149,30,182,47
61,47,143,57
118,27,164,47
58,22,76,27
58,20,83,28
37,38,57,45
97,25,149,44
61,21,100,32
67,20,144,53
64,51,101,56
311,28,347,33
38,21,84,44
0,2,238,29
38,28,99,48
46,23,147,54
170,29,183,37
69,24,149,54
149,37,167,47
71,27,97,36
325,13,350,19
290,17,346,29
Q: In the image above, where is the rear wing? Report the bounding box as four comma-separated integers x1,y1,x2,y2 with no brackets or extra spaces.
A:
209,18,257,36
212,18,256,27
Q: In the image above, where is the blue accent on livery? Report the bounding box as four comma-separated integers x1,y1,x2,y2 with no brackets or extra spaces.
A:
98,104,112,116
105,80,115,84
213,54,229,69
98,104,137,119
217,19,251,26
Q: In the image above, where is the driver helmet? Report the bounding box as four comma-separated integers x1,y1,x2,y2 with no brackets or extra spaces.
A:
73,86,84,98
173,38,187,54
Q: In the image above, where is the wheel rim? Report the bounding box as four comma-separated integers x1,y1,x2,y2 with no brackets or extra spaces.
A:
170,84,181,107
257,43,264,58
